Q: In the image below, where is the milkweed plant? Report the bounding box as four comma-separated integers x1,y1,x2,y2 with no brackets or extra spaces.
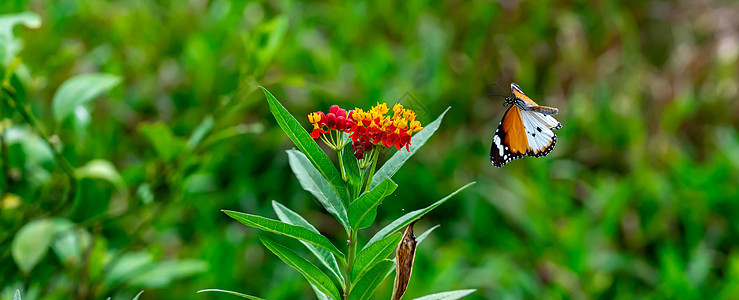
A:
199,87,476,300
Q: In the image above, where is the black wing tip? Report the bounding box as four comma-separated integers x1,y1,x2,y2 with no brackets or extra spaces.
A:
527,134,557,158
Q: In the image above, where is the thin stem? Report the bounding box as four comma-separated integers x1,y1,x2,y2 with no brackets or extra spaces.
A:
320,133,332,147
338,147,348,181
344,229,358,299
362,148,380,193
1,87,77,213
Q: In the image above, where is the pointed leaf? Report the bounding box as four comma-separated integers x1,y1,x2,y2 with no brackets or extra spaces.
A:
0,12,41,62
310,284,332,300
365,182,475,249
132,291,144,300
415,225,440,244
349,179,397,229
13,289,21,300
11,219,54,274
412,290,476,300
52,73,121,121
197,289,266,300
287,149,349,230
139,122,186,162
261,87,350,202
370,107,450,189
223,210,344,259
352,232,402,284
272,201,345,284
260,237,341,300
0,12,41,40
187,115,214,149
348,260,394,300
128,259,207,287
75,159,127,194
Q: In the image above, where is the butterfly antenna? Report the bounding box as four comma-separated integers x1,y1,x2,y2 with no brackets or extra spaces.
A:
493,82,509,97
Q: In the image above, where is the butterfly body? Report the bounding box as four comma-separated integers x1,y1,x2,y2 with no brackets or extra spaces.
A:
491,83,562,167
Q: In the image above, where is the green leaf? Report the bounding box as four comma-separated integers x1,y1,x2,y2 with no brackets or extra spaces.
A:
104,251,153,286
341,144,361,197
272,200,345,284
310,284,332,300
137,183,154,204
132,291,144,300
261,87,350,203
412,289,476,300
255,16,288,70
202,123,264,148
0,12,41,40
287,149,349,230
0,12,41,63
349,179,397,229
223,210,344,259
75,159,127,194
365,182,475,249
347,260,394,300
51,224,90,267
52,73,121,122
139,122,186,162
13,289,21,300
260,237,342,300
370,107,450,189
11,219,54,274
187,115,214,149
128,260,207,287
415,225,440,244
352,232,402,284
197,289,265,300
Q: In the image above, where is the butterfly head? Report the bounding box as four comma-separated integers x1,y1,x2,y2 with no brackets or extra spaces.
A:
503,96,516,107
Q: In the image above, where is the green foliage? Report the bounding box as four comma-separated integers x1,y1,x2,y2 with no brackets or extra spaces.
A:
197,289,265,300
11,219,55,274
365,182,476,248
261,87,351,203
349,179,397,229
139,122,187,163
287,149,350,230
51,73,120,122
347,260,394,300
412,290,476,300
351,232,402,283
260,237,342,300
2,0,738,299
223,210,345,259
220,90,469,299
272,200,345,283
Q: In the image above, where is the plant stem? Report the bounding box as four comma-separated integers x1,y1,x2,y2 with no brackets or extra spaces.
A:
1,87,77,213
338,145,347,181
344,229,358,299
362,148,380,193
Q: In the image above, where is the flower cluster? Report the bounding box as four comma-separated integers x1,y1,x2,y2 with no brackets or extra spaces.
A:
308,105,356,150
308,102,423,161
348,103,423,159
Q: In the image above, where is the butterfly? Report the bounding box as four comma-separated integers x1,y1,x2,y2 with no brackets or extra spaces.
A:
490,83,562,167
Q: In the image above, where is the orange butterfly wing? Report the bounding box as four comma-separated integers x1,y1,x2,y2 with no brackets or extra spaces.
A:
491,106,528,167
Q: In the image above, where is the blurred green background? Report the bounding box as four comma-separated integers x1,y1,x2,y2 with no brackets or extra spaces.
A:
2,0,739,299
